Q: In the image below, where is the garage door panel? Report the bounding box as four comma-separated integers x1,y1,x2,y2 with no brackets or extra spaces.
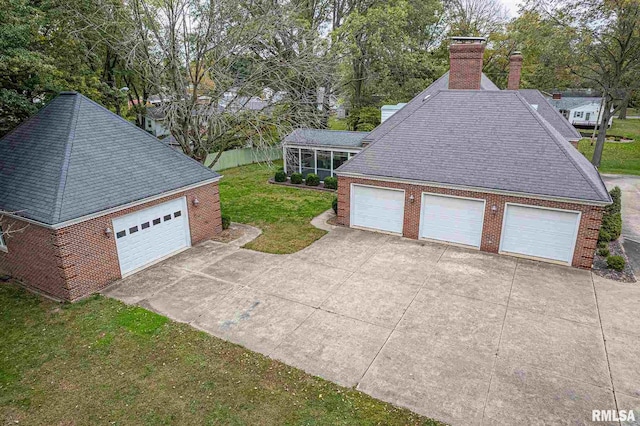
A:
351,185,404,234
420,194,484,248
500,204,579,264
113,197,190,275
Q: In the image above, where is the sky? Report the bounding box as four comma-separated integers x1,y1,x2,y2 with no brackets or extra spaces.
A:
501,0,522,17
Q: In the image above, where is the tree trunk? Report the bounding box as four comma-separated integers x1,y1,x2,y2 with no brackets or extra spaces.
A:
592,99,612,168
618,91,631,119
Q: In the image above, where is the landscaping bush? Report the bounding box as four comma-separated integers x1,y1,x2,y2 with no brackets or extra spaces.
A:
274,169,287,183
332,196,338,214
606,255,626,271
221,213,231,230
305,173,320,186
598,240,608,249
598,247,610,257
324,176,338,190
599,186,622,242
290,172,303,184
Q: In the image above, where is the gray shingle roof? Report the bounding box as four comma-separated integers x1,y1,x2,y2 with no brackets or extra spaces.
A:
337,90,610,204
283,129,368,148
518,89,582,141
0,92,220,225
364,71,499,142
548,97,602,111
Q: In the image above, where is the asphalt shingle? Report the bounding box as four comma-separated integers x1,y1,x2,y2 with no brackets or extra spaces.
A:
283,129,368,148
0,92,220,225
336,90,610,204
518,89,582,141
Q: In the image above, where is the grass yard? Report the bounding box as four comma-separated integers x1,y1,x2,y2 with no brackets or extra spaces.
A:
578,118,640,175
328,116,348,130
0,283,439,425
218,161,334,254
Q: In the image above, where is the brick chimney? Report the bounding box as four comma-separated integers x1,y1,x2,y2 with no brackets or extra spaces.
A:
507,51,523,90
552,92,562,100
448,37,486,90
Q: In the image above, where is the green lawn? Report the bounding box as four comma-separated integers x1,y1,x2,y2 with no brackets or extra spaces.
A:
0,283,439,425
218,162,334,254
328,116,348,130
578,118,640,175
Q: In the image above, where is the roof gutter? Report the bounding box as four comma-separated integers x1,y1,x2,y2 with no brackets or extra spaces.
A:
1,177,222,230
335,172,611,206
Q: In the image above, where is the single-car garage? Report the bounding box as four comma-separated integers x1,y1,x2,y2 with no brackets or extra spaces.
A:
113,197,191,275
500,204,580,264
419,193,485,248
351,184,405,234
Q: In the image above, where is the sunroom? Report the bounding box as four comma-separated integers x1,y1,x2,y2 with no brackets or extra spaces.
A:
282,129,368,181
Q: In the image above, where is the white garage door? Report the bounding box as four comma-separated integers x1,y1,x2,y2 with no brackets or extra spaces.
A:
500,204,580,264
113,197,190,275
419,194,485,247
351,185,405,234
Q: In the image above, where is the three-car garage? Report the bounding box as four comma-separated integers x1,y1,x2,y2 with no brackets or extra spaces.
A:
348,183,583,266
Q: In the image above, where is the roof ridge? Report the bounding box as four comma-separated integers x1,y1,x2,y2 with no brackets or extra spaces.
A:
51,93,82,223
78,93,219,177
513,92,608,202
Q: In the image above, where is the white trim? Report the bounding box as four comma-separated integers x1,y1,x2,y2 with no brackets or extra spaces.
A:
418,192,486,249
336,172,610,206
349,183,405,236
284,144,362,154
0,226,7,252
1,177,221,230
282,145,287,174
498,202,582,266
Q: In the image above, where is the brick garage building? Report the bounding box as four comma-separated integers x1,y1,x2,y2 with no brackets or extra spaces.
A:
0,92,222,301
335,37,610,268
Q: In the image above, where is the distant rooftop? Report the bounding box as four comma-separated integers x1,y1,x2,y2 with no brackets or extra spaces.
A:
283,129,368,149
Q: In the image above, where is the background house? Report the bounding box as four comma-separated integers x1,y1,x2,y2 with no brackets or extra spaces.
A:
548,94,613,128
0,92,222,301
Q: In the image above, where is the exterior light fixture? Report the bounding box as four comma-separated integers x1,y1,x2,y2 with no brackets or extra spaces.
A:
409,194,415,202
104,227,113,237
193,197,200,206
491,205,498,212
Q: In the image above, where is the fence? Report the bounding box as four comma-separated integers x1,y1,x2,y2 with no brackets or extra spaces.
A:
204,147,282,171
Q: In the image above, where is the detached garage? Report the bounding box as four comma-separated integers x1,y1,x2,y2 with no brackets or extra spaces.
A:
0,92,222,301
500,204,581,265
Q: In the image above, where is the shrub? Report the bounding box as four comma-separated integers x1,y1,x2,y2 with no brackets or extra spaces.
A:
324,176,338,190
598,229,611,243
290,172,303,184
598,247,610,257
221,213,231,230
305,173,320,186
332,196,338,214
598,186,622,242
274,169,287,182
597,240,608,249
606,255,625,271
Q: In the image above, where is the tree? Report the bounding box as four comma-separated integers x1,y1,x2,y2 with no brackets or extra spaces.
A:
445,0,509,37
72,0,330,167
534,0,640,167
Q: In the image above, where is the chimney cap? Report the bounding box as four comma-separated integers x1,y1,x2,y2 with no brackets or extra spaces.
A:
450,36,487,44
511,51,522,56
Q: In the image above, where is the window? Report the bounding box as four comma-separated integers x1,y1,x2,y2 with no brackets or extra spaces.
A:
174,211,182,218
285,148,300,175
164,214,172,221
116,230,126,238
153,218,161,225
301,149,314,178
317,151,331,180
332,152,349,175
575,111,583,118
141,222,150,230
0,226,6,250
129,226,139,234
585,112,591,121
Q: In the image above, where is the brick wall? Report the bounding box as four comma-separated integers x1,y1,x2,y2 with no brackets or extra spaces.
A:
337,176,603,269
449,42,485,90
0,182,221,301
507,53,523,90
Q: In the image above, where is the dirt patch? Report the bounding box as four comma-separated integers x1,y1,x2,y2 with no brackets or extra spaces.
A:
327,215,338,226
592,239,636,283
211,225,245,243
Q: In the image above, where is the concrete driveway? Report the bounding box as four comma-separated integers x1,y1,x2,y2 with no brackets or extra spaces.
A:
103,227,640,425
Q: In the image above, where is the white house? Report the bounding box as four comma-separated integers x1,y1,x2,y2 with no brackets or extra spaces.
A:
548,95,613,128
144,107,171,137
380,103,407,123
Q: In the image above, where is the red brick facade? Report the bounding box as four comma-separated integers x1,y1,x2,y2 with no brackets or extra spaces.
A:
507,53,523,91
0,182,221,301
337,176,603,269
